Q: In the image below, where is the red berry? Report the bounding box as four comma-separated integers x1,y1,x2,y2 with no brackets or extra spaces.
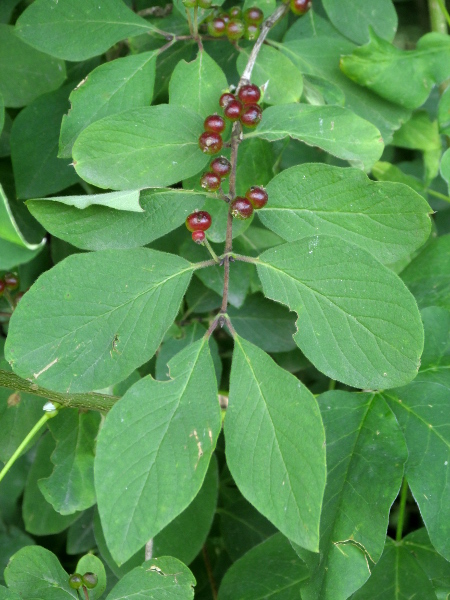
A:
199,131,223,154
4,272,19,290
245,186,268,209
224,99,243,121
244,23,260,40
207,17,226,36
238,84,261,105
204,114,226,134
210,156,231,178
229,5,242,18
0,279,5,296
243,6,264,23
186,211,212,232
200,171,221,191
192,230,206,243
240,104,262,128
230,197,254,220
226,18,245,40
219,92,235,108
290,0,311,15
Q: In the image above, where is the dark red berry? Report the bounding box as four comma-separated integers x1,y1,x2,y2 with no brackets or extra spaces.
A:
240,104,262,128
69,574,83,590
207,17,226,36
210,156,231,178
82,573,98,590
192,230,206,243
219,92,235,108
200,171,221,191
230,197,254,219
238,84,261,105
199,131,223,154
204,114,225,134
186,211,212,232
243,6,264,23
290,0,311,15
226,18,245,40
4,272,19,290
229,5,242,18
0,279,4,296
224,99,243,121
246,186,268,209
244,23,260,40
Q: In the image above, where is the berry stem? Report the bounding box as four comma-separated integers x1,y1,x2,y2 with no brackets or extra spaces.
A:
396,478,409,541
3,289,15,311
193,5,204,51
145,539,154,560
229,253,259,264
82,586,89,600
193,259,218,270
203,238,221,263
185,7,195,37
429,0,450,30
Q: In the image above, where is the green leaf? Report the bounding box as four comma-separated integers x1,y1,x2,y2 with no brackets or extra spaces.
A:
105,557,195,600
259,163,431,265
243,0,275,13
59,51,157,158
11,86,80,199
340,32,450,110
95,338,221,564
0,523,35,581
0,24,66,108
302,74,346,107
225,336,326,552
72,106,209,190
0,94,4,137
0,239,44,270
38,409,101,515
0,185,46,250
169,50,228,117
417,306,450,385
298,390,407,600
227,293,297,353
22,434,81,535
185,279,222,314
27,189,207,251
236,46,303,105
441,148,450,194
15,0,154,61
351,538,437,600
322,0,397,44
0,0,21,24
66,508,96,556
257,236,424,389
217,533,309,600
401,235,450,310
5,248,193,393
0,587,20,600
246,103,383,171
371,161,427,198
382,380,450,560
75,555,106,600
403,528,450,597
4,546,77,599
438,87,450,135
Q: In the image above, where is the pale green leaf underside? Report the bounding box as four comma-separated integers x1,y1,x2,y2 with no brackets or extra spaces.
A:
29,190,144,212
257,236,423,389
0,184,46,249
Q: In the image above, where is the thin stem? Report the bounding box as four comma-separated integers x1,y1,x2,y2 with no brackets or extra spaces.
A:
328,379,336,391
193,5,203,51
82,587,89,600
193,259,219,270
185,7,195,37
427,188,450,203
203,238,220,263
396,478,409,541
202,545,218,600
145,539,154,560
430,0,450,30
229,253,259,264
3,290,15,311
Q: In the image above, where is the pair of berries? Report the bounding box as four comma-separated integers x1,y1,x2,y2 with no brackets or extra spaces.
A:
219,84,262,128
69,572,98,590
201,156,231,191
230,186,268,220
207,6,264,41
186,211,212,243
198,114,225,155
0,272,19,296
288,0,312,15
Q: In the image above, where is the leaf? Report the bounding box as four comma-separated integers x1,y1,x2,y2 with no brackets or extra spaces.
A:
66,508,96,555
0,24,66,108
298,390,407,600
72,105,209,190
0,523,35,581
169,50,228,117
322,0,397,44
75,555,106,600
27,189,207,251
30,189,144,213
38,409,101,515
402,528,450,597
418,306,450,380
340,31,450,110
246,103,383,171
258,163,431,265
95,338,221,564
236,46,303,105
0,185,46,250
59,51,157,158
225,336,326,552
0,587,20,600
0,239,44,270
105,557,195,600
0,0,22,24
5,248,193,393
351,538,437,600
382,380,450,560
438,87,450,135
441,148,450,194
15,0,154,61
217,533,309,600
4,546,77,600
257,236,424,389
0,93,4,136
401,234,450,310
371,161,427,198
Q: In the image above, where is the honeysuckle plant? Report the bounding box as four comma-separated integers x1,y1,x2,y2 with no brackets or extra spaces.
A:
0,0,450,598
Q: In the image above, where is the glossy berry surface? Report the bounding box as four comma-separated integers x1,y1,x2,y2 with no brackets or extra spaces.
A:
238,84,261,105
186,211,212,232
240,104,262,128
246,186,268,209
219,92,235,108
210,156,231,178
200,171,221,191
68,574,83,590
244,23,260,40
220,12,230,24
290,0,311,15
4,272,19,290
82,573,98,589
224,99,243,121
207,17,226,36
231,197,254,219
0,279,4,296
192,230,206,243
204,114,225,134
226,18,245,40
199,131,223,154
244,6,264,23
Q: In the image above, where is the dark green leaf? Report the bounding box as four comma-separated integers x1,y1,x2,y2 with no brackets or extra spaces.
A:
0,523,35,581
0,185,46,251
419,306,450,374
66,507,96,555
322,0,397,44
438,87,450,135
402,528,450,597
0,238,44,270
441,149,450,193
0,587,20,600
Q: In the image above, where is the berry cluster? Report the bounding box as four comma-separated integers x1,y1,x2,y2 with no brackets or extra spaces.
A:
230,186,268,220
0,272,23,304
207,5,264,41
220,84,262,128
69,572,98,591
185,210,212,243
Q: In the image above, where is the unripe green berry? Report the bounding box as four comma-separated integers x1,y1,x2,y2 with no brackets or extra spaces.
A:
243,6,264,23
207,17,226,36
68,574,83,590
229,5,242,18
226,18,245,40
82,572,98,589
244,22,260,40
